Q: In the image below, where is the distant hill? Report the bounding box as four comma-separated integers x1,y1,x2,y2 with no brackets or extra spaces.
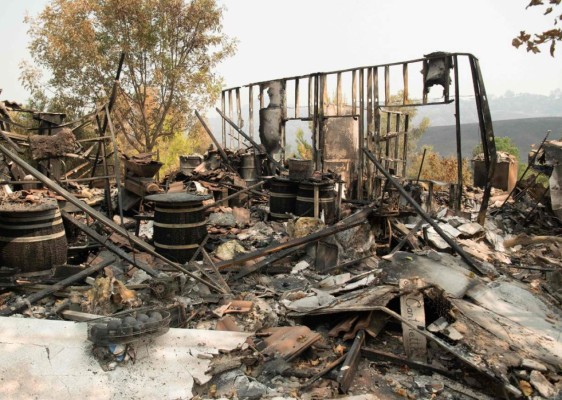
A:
417,117,562,159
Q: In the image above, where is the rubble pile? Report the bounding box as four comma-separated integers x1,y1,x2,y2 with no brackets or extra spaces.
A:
1,156,561,399
1,62,562,399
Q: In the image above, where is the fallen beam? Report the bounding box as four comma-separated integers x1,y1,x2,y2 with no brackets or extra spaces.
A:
372,306,521,398
0,256,115,316
232,245,304,280
300,353,347,390
201,180,265,211
362,148,485,276
61,211,160,278
215,107,286,172
217,206,373,271
389,218,422,255
195,110,237,174
361,348,455,377
337,330,365,394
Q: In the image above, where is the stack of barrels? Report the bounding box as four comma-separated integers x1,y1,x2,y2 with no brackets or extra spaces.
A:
269,159,337,224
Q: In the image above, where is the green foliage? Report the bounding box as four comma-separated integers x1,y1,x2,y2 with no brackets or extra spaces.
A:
513,0,562,56
22,0,235,153
472,136,520,159
295,128,313,160
158,121,211,175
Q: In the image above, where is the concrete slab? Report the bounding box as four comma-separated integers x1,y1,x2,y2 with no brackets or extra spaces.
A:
0,317,250,400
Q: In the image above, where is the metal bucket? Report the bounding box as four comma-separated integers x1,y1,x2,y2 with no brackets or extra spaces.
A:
269,177,299,220
239,153,258,185
0,199,67,272
145,193,211,263
288,159,313,180
295,181,336,224
179,155,202,174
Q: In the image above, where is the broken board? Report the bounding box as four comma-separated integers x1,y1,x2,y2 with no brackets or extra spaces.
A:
399,278,427,362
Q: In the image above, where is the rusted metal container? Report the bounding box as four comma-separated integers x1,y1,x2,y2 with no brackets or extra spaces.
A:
144,193,211,263
473,152,518,192
0,199,67,272
269,177,299,220
179,155,202,175
124,159,163,178
239,153,258,185
288,159,313,181
295,181,336,224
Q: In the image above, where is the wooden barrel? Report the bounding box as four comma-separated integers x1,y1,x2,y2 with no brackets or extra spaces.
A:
295,181,336,224
179,155,202,174
0,199,67,272
269,177,299,220
144,193,211,263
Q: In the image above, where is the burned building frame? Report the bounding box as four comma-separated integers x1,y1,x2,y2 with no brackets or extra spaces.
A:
221,52,497,223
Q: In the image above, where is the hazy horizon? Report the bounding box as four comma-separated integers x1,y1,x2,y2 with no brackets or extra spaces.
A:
1,0,561,107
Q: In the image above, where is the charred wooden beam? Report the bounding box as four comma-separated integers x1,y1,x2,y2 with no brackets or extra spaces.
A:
195,110,237,173
217,206,373,271
337,330,365,394
215,107,285,172
201,180,265,211
61,211,160,277
361,348,455,377
232,245,304,280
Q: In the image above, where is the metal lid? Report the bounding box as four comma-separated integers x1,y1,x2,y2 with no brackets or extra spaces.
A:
0,197,59,213
144,192,212,205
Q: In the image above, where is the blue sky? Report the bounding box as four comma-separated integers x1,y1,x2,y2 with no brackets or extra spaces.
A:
2,0,562,102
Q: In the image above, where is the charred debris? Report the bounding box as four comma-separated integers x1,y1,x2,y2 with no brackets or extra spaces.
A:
1,52,562,399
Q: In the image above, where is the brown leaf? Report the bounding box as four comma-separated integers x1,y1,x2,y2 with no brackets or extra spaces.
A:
512,38,522,48
545,6,553,14
550,39,556,56
526,0,544,8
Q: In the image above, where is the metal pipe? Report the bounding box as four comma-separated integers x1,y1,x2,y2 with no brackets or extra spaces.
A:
215,108,286,172
195,110,237,173
453,55,463,211
416,148,427,183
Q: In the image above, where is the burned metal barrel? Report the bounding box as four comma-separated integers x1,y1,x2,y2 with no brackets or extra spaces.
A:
295,181,336,224
269,177,299,220
179,155,202,175
239,153,258,185
0,198,67,272
144,193,211,263
288,159,313,181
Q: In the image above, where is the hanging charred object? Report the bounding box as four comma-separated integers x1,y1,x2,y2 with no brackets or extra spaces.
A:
259,81,284,157
422,52,453,97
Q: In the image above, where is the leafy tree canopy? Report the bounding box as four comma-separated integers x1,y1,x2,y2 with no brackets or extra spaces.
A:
513,0,562,56
22,0,235,153
472,136,520,159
